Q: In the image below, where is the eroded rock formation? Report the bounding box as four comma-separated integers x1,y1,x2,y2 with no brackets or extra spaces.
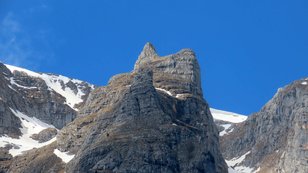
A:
220,79,308,173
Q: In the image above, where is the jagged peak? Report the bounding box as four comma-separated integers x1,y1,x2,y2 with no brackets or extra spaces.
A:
141,42,157,57
134,42,157,70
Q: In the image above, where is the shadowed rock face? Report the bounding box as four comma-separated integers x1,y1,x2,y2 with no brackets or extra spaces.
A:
220,79,308,173
57,43,227,173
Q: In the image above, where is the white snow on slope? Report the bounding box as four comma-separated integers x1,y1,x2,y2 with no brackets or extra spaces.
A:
226,151,260,173
53,149,75,163
210,108,247,123
154,88,190,99
0,108,56,156
155,88,173,96
228,167,239,173
219,124,233,136
210,109,255,172
226,151,251,169
301,81,307,85
9,77,37,90
5,64,94,110
153,88,248,124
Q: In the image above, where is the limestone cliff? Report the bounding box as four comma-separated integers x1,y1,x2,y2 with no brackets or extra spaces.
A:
220,78,308,173
0,63,94,173
56,43,228,173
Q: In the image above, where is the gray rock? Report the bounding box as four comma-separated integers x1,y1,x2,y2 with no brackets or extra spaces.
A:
2,43,228,173
7,142,65,173
0,63,94,172
59,43,227,173
0,63,94,137
0,148,12,173
220,78,308,173
31,128,58,143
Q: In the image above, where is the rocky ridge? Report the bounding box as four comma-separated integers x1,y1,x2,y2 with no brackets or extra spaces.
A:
2,43,228,173
0,63,94,136
0,63,94,172
220,78,308,173
1,42,306,173
57,43,228,172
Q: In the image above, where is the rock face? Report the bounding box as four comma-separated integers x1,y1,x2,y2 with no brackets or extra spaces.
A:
31,128,58,143
56,43,227,173
0,148,12,172
7,142,65,173
0,63,94,172
220,78,308,173
210,108,247,138
0,43,231,172
136,43,203,97
0,63,94,137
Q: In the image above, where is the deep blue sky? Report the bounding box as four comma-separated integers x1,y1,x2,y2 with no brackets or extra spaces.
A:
0,0,307,115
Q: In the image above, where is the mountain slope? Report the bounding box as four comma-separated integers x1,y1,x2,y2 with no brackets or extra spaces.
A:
2,44,306,173
4,43,228,173
4,64,94,110
210,108,250,173
211,108,247,124
220,78,308,173
0,63,94,172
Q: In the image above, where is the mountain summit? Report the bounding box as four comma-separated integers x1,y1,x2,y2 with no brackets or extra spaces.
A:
59,43,227,172
1,43,228,173
1,43,306,173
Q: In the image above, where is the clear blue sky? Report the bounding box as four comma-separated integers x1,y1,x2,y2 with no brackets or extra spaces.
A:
0,0,307,115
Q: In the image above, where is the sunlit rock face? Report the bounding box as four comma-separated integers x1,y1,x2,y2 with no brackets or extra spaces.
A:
58,43,227,173
1,43,228,173
0,63,94,173
0,63,94,136
220,78,308,173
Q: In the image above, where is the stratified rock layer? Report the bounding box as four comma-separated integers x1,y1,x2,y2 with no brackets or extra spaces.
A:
0,63,94,173
220,78,308,173
57,43,227,173
0,63,93,136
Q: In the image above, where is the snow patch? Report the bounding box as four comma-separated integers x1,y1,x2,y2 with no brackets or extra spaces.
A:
7,84,18,92
254,167,260,173
5,64,94,110
155,88,173,96
5,64,42,77
226,151,259,173
228,167,238,173
211,108,247,123
226,151,251,167
301,81,307,85
175,93,188,98
232,166,254,173
53,149,75,163
40,74,85,110
220,124,232,136
0,108,56,157
9,77,37,89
